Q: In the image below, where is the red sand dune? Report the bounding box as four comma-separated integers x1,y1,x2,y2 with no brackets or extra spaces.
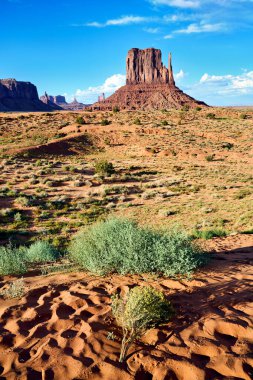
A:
0,234,252,379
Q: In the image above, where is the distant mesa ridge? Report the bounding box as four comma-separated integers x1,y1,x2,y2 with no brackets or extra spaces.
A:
40,92,88,111
93,48,207,110
0,78,59,112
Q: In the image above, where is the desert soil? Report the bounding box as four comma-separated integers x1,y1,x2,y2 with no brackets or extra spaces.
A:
0,235,252,379
0,108,252,379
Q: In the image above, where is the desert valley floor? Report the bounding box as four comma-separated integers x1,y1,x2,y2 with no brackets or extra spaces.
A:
0,107,252,379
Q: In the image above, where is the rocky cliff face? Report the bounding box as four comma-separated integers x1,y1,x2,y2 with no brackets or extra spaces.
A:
54,95,66,104
0,79,58,112
93,48,207,111
126,48,174,85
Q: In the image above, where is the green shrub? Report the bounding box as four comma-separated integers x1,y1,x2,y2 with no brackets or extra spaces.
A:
133,118,141,125
192,228,227,240
0,245,27,275
205,154,215,162
206,113,216,119
94,160,115,177
25,241,58,263
113,106,120,113
76,116,85,125
195,107,202,111
69,218,206,276
240,113,247,120
181,104,190,111
101,119,110,126
161,120,169,126
112,286,174,362
234,189,251,200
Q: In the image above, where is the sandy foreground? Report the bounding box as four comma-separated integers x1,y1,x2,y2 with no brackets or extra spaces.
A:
0,234,252,380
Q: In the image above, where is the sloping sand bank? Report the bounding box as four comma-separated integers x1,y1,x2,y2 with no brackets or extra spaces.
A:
0,235,252,380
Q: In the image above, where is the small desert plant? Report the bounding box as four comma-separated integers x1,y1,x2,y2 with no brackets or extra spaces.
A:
205,154,215,162
113,106,120,113
25,241,58,263
69,218,206,276
0,245,27,275
222,142,234,150
181,104,190,111
112,286,174,362
0,278,25,299
239,113,247,120
133,118,141,125
76,116,85,125
234,189,251,200
94,160,115,177
192,228,227,240
101,119,110,126
206,112,216,119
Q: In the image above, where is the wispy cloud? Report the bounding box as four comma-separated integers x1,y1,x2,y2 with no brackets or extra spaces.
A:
143,27,160,33
150,0,200,8
85,15,152,28
175,22,226,34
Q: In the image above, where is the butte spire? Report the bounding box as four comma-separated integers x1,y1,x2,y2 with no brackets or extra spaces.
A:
92,48,207,110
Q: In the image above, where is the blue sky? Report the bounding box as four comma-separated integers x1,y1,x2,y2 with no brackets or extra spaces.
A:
1,0,253,105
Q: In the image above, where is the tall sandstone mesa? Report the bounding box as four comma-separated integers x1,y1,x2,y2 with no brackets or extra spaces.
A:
93,48,207,110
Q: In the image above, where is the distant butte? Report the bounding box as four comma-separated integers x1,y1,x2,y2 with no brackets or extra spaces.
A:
40,93,88,111
92,48,207,110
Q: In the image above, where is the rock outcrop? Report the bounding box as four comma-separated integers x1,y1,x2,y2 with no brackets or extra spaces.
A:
0,79,59,112
92,48,207,110
39,92,63,110
40,94,86,111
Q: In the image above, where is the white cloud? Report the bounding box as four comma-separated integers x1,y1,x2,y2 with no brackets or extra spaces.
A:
199,71,253,94
151,0,200,8
86,15,151,28
71,74,126,103
175,22,225,34
143,27,160,33
175,69,185,80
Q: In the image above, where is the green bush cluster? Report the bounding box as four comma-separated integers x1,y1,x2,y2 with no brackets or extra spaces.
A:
69,218,206,276
112,286,174,362
0,241,58,276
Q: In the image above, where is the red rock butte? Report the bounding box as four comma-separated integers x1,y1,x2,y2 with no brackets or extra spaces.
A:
93,48,207,110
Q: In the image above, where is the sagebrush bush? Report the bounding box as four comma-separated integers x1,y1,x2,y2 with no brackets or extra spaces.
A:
112,286,174,362
0,245,27,275
101,119,110,126
25,241,58,263
192,228,227,240
69,218,206,276
94,160,115,177
76,116,85,125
